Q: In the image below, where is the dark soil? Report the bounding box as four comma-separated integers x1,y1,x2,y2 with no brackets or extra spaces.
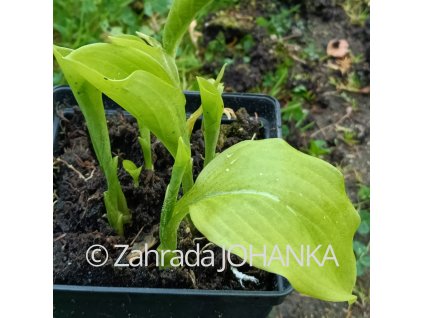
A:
201,2,281,92
53,106,277,291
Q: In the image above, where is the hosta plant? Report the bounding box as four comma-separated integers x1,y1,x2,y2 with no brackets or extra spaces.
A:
53,0,360,304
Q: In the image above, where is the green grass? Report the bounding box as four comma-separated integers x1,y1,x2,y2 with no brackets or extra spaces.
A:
53,0,172,85
54,0,141,48
54,0,140,84
340,0,370,27
256,4,301,37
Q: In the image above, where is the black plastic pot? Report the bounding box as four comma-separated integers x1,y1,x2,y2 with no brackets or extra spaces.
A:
53,86,292,318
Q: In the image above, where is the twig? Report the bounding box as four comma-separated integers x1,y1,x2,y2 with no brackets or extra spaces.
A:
55,109,70,123
310,107,353,138
254,112,259,123
338,85,370,94
345,303,353,318
200,242,215,254
188,270,197,288
193,237,206,244
54,158,95,182
282,32,302,41
290,54,307,65
84,169,95,181
129,226,145,246
223,108,237,120
54,233,67,242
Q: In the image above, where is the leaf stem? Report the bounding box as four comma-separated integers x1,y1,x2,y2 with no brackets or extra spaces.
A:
159,139,191,258
204,144,214,167
137,120,154,171
181,159,194,193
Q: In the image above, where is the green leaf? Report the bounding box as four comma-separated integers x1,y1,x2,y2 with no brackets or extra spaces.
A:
186,65,226,139
355,243,370,277
197,76,224,167
163,0,212,57
53,39,188,158
356,261,364,277
122,159,142,188
353,240,367,256
308,139,332,157
359,254,370,267
110,34,180,85
171,139,360,303
281,99,307,124
358,185,370,202
357,210,370,235
53,46,130,236
75,34,179,86
144,0,172,16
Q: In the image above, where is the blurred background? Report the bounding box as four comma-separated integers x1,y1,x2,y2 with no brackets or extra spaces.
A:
53,1,370,316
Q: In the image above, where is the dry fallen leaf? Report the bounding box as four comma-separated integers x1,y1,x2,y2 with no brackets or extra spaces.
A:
223,107,237,120
188,20,202,48
337,84,370,94
127,225,159,264
327,39,350,58
359,86,370,94
327,55,352,75
336,56,352,74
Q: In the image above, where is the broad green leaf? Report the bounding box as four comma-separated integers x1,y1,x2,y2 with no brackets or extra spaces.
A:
163,0,212,57
122,159,142,188
53,42,188,158
171,139,360,302
197,76,224,166
109,34,180,86
67,35,179,86
53,46,130,235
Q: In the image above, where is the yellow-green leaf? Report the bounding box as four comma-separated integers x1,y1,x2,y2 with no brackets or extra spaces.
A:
174,139,360,302
53,42,188,157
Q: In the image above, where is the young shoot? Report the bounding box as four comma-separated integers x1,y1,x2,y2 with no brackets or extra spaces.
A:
53,0,360,303
122,160,142,188
137,119,154,171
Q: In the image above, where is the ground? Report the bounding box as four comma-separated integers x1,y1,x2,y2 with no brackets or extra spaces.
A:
53,1,370,317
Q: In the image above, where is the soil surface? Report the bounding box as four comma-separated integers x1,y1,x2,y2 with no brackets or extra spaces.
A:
53,106,278,291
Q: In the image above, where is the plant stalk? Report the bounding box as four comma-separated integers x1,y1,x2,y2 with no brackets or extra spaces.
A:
137,120,154,171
